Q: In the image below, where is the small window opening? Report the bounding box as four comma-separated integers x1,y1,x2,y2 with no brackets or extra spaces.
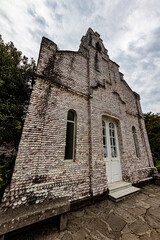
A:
95,42,101,71
65,110,76,160
96,42,101,52
132,126,140,158
95,52,99,71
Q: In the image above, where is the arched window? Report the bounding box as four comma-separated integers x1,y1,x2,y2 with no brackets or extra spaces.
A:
132,126,140,158
65,110,76,160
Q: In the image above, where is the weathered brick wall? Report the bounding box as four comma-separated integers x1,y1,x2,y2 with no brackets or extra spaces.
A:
1,28,156,211
1,79,91,209
79,28,156,194
53,52,89,95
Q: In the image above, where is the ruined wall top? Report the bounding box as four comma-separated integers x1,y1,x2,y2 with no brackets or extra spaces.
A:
79,28,109,58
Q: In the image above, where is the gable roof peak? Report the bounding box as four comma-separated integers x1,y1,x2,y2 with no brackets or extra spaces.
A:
79,28,108,57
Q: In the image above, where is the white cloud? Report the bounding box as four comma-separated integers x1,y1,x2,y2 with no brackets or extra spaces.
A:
0,0,160,113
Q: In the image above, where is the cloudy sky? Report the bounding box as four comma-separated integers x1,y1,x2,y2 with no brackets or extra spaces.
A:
0,0,160,113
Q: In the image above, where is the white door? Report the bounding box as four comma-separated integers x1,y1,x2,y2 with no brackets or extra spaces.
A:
102,120,122,183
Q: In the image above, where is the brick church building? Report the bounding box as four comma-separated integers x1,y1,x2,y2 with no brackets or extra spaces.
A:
1,28,157,211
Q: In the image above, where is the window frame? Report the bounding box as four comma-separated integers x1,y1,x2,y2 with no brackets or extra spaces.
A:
102,120,108,158
64,110,76,161
109,122,118,158
132,126,140,158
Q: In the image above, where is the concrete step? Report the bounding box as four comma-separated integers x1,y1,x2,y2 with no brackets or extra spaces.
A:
109,185,140,202
108,181,132,194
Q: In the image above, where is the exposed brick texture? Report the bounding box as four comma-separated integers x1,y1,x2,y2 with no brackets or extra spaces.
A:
0,28,157,211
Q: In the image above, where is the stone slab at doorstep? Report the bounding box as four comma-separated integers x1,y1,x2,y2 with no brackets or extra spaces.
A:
108,181,140,202
108,181,132,194
0,198,70,237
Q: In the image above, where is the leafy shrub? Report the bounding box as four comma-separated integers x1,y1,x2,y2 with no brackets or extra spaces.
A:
144,112,160,171
0,162,12,200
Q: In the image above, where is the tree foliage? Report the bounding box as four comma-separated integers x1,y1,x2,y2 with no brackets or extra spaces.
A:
144,112,160,171
0,36,36,199
0,35,36,148
0,156,12,200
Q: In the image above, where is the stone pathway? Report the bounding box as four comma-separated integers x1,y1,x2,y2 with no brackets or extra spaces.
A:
53,184,160,240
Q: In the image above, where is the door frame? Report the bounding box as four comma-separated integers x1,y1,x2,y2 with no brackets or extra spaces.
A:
102,117,122,183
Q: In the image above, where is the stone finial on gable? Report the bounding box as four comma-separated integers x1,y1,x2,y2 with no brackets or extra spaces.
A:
79,28,108,57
